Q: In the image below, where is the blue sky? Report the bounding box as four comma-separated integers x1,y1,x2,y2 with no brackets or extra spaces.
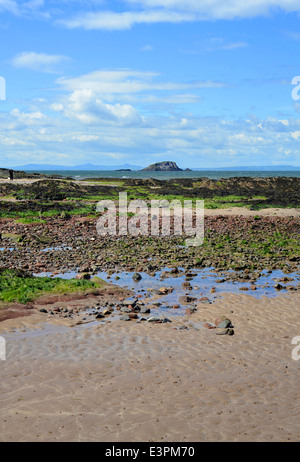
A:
1,0,300,168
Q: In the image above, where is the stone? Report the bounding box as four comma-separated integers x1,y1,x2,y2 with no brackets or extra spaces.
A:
123,299,137,306
95,313,105,319
120,314,130,321
102,309,113,315
140,306,151,314
198,297,211,304
216,328,234,335
203,322,216,329
216,319,233,329
147,316,161,322
179,295,197,305
132,272,142,281
76,273,91,280
161,317,172,323
185,307,197,316
128,313,138,319
120,307,132,313
158,286,173,294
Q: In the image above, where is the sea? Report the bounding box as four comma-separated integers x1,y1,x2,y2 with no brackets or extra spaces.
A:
24,170,300,180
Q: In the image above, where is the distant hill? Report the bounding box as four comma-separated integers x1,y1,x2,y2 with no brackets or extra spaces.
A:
192,165,300,171
142,161,182,171
13,163,143,171
10,163,300,172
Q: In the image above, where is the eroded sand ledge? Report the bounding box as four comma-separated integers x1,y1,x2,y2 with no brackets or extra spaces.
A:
0,291,299,442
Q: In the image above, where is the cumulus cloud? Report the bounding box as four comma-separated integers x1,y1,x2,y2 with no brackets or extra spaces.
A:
55,88,144,126
2,101,300,166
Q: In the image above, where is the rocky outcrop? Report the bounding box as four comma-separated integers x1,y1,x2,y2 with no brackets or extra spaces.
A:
141,161,182,171
0,168,62,180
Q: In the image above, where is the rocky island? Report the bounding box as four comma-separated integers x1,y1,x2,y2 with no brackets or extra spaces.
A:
141,161,182,171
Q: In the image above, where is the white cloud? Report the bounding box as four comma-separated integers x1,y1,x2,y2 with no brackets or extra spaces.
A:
0,0,48,18
11,51,70,73
56,69,226,101
57,1,300,30
59,88,143,126
59,9,196,30
127,0,300,18
2,0,300,28
0,0,19,14
71,134,100,142
2,102,300,167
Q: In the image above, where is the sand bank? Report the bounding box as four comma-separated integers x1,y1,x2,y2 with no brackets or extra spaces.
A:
0,291,299,442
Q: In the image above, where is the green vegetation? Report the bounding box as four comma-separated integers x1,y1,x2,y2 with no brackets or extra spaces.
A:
0,177,299,220
15,217,46,224
0,269,107,304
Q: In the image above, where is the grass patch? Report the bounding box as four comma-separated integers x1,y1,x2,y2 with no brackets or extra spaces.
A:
0,269,108,304
15,217,46,224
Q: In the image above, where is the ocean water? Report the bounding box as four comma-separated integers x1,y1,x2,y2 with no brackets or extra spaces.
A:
25,169,300,180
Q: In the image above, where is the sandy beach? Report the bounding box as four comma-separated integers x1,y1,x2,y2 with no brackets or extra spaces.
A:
0,177,299,442
2,0,300,444
0,289,299,442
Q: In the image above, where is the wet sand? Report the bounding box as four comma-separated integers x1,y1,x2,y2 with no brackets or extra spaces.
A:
0,179,299,441
0,290,299,442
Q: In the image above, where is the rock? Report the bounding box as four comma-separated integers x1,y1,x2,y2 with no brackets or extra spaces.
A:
216,319,233,329
203,322,216,329
120,307,132,313
161,317,172,323
120,314,130,321
158,286,173,294
76,273,91,280
185,307,197,316
123,299,138,306
216,328,234,335
39,308,48,313
199,297,210,303
179,295,197,305
128,313,138,319
147,316,161,322
140,306,151,314
102,309,113,315
132,272,142,281
95,313,105,319
142,161,182,171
